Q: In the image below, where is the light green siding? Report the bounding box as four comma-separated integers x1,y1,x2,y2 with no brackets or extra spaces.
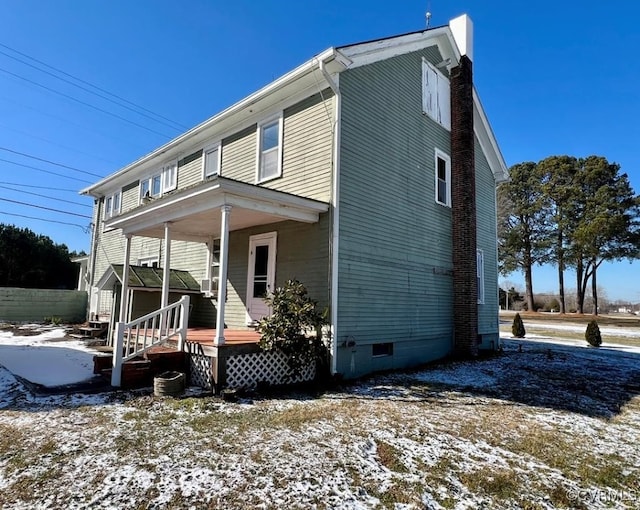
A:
177,150,203,190
221,125,257,183
336,45,496,378
121,181,139,212
195,215,330,329
475,138,499,348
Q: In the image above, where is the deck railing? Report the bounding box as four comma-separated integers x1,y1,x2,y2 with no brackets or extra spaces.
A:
111,295,190,387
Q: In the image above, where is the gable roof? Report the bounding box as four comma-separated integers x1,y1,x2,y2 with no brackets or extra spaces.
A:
96,264,201,293
82,14,507,196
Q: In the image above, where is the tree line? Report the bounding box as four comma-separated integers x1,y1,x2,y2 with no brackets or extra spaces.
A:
0,224,85,290
498,155,640,314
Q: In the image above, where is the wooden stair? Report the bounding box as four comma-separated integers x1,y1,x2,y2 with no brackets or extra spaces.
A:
94,345,187,390
71,320,110,340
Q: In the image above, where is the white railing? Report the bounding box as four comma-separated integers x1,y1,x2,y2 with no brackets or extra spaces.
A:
111,295,190,387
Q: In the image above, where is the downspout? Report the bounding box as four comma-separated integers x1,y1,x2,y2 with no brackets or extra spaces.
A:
88,197,102,320
319,58,341,375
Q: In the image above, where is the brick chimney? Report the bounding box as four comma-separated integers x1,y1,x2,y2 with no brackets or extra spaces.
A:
450,16,478,358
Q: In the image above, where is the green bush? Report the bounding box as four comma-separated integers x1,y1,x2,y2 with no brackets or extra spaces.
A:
257,279,328,378
512,313,526,338
585,320,602,347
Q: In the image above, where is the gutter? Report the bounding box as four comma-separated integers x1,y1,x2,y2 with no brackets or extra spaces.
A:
319,57,343,375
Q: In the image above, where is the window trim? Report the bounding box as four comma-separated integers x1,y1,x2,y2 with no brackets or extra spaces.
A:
477,249,485,304
202,141,222,179
434,148,451,207
255,113,283,183
103,190,121,220
162,159,178,193
138,256,159,268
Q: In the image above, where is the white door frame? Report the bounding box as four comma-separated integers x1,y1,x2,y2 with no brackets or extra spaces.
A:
246,231,277,324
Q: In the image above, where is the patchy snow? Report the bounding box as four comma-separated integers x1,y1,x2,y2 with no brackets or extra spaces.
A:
0,329,639,509
0,327,100,387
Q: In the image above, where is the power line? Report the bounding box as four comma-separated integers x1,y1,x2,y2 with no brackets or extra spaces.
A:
0,210,88,230
0,181,79,192
0,158,92,184
0,65,174,139
0,146,103,178
0,41,189,130
0,48,185,132
0,185,92,208
0,196,92,219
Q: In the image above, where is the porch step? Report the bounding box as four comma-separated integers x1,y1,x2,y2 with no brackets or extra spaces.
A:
77,322,109,339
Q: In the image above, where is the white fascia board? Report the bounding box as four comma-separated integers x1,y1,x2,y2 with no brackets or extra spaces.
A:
473,89,509,183
339,27,451,69
81,48,345,197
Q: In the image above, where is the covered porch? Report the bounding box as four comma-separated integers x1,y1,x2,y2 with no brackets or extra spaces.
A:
104,176,328,389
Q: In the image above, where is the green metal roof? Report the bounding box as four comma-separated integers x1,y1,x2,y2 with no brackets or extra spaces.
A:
110,265,200,292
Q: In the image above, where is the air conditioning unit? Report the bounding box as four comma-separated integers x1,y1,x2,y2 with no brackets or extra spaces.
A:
200,277,219,298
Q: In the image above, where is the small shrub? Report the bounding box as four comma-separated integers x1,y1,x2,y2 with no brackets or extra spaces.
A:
512,313,526,338
257,279,328,378
585,320,602,347
44,316,62,325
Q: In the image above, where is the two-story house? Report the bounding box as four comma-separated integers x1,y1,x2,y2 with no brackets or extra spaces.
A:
81,14,508,388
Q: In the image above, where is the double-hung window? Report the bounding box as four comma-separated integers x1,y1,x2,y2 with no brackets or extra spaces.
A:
140,159,177,203
422,58,451,130
477,249,485,304
203,142,221,179
257,114,283,182
104,191,121,219
434,149,451,207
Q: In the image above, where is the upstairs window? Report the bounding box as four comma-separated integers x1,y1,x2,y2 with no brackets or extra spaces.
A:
104,191,121,219
203,142,221,178
477,249,485,304
434,149,451,207
257,114,283,182
139,159,177,203
140,173,161,201
162,160,177,192
422,58,451,130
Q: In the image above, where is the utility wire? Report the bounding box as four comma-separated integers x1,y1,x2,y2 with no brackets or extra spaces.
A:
0,146,103,178
0,185,92,208
0,48,185,132
0,210,88,230
0,158,93,184
0,181,79,192
0,65,174,139
0,41,188,130
0,196,92,219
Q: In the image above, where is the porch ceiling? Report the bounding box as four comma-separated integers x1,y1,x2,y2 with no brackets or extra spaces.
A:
104,176,329,242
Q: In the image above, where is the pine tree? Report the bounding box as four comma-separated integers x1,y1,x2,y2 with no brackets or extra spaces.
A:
511,313,526,338
585,320,602,347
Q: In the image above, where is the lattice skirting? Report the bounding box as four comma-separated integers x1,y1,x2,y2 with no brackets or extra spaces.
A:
186,342,212,391
226,349,315,389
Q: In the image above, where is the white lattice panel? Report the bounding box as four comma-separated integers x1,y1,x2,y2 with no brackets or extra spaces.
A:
226,350,315,389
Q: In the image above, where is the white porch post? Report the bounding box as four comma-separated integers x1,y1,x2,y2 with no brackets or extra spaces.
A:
118,235,132,323
161,222,172,309
214,205,231,346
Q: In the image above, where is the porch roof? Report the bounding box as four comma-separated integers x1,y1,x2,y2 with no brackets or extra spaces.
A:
104,176,329,242
96,264,201,293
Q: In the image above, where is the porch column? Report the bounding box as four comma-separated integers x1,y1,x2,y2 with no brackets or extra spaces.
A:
118,234,132,323
214,205,232,346
161,222,172,309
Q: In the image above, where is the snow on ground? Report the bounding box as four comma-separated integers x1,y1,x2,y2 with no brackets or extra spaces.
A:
0,328,639,509
0,327,100,387
504,319,640,338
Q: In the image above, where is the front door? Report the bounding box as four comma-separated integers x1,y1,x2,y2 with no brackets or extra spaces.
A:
246,232,277,324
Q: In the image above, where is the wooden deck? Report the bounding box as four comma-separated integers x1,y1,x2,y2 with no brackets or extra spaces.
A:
186,327,260,346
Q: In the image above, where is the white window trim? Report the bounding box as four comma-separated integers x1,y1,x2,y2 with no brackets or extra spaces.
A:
255,113,283,183
162,159,178,193
422,57,451,131
139,172,162,203
202,141,222,179
103,190,121,220
138,256,159,268
434,148,451,207
477,249,485,304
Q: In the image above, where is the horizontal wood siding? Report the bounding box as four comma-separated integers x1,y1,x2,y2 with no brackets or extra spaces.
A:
221,126,257,183
177,150,204,190
337,45,456,378
475,137,499,346
121,181,139,212
263,91,334,202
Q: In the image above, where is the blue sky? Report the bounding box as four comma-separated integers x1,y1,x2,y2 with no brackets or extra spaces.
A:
1,0,639,301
